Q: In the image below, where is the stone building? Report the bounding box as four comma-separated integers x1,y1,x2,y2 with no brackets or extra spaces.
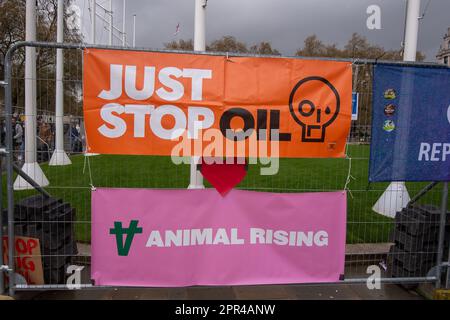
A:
436,27,450,66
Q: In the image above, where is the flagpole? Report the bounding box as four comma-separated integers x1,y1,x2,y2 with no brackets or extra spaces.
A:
193,0,206,51
14,0,50,190
122,0,126,46
49,0,72,166
91,0,96,44
85,0,100,157
188,0,207,189
108,0,113,45
132,14,136,47
403,0,421,61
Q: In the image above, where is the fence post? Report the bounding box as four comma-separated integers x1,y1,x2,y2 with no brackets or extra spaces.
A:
435,182,448,289
0,150,4,295
4,44,16,297
447,237,450,289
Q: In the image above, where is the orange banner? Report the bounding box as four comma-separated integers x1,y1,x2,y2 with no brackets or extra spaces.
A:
83,49,352,158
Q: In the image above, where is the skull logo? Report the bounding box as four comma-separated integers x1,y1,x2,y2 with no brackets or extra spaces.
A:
289,76,340,142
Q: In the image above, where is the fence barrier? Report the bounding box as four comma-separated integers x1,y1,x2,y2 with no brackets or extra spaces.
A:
1,41,449,296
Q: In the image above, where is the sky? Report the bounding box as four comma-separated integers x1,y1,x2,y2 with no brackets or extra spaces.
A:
72,0,450,62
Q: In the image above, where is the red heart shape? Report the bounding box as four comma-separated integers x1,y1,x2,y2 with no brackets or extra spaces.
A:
200,160,247,196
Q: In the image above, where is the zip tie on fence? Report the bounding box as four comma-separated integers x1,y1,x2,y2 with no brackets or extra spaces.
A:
87,156,95,191
83,152,96,191
351,58,360,66
82,155,87,174
82,127,96,190
225,52,235,62
78,41,89,54
344,156,355,199
352,59,361,93
0,265,12,272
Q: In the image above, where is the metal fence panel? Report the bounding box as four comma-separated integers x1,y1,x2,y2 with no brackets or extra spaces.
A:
1,42,449,294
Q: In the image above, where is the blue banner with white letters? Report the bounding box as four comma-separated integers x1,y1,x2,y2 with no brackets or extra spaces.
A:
369,64,450,182
352,92,359,120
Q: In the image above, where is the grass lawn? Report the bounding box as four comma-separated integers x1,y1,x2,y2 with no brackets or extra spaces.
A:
2,144,448,244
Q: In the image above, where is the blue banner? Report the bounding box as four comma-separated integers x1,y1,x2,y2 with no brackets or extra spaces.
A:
352,92,359,120
369,64,450,182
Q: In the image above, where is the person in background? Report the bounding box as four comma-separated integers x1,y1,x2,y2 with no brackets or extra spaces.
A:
38,119,52,161
37,117,46,161
12,117,24,161
1,119,6,147
70,121,81,153
49,119,55,151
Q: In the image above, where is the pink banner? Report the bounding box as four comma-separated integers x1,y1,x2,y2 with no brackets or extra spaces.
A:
91,188,347,287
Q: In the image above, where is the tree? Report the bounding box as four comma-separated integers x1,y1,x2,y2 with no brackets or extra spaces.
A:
295,35,348,58
295,33,426,139
0,0,26,76
295,35,325,57
0,0,83,115
207,36,248,53
164,39,193,51
296,33,425,61
249,41,280,55
343,33,384,59
164,36,282,57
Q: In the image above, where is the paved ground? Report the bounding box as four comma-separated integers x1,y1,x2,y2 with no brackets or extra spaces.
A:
15,283,424,300
14,264,425,300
